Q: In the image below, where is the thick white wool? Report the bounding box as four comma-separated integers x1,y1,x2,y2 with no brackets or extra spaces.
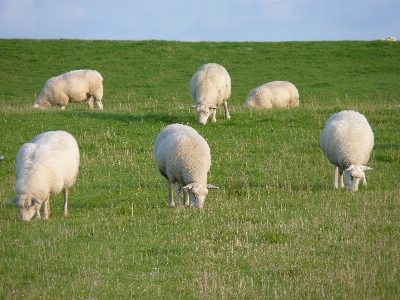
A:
244,81,299,109
154,124,216,208
190,63,231,125
14,131,80,220
320,110,374,191
34,69,103,110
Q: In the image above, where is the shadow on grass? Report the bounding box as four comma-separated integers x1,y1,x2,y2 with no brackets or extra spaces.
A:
63,111,187,125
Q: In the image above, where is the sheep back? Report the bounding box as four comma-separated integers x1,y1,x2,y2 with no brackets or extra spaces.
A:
190,63,231,105
320,110,374,169
190,63,231,124
244,81,299,109
34,70,103,110
154,124,211,186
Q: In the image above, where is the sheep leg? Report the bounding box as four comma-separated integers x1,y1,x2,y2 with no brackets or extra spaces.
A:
95,98,104,110
211,109,217,123
333,166,339,189
63,188,68,217
43,195,50,220
35,209,41,220
167,180,175,207
58,93,69,110
333,166,344,189
362,175,367,186
176,184,182,208
183,189,190,206
87,94,94,109
223,101,231,120
338,169,344,189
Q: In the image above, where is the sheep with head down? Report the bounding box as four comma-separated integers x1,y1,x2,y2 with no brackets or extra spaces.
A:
190,63,231,125
244,81,299,109
34,69,104,110
154,124,218,208
11,131,80,221
320,110,374,192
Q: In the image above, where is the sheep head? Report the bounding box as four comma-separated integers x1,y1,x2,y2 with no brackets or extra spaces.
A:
191,104,217,125
11,194,42,221
183,183,219,208
344,165,373,192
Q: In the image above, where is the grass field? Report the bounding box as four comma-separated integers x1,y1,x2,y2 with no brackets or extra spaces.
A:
0,39,399,299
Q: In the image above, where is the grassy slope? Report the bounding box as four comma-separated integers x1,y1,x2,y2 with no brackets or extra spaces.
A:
0,40,399,299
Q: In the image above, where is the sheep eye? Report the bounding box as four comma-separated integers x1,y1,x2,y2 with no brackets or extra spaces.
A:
350,175,354,181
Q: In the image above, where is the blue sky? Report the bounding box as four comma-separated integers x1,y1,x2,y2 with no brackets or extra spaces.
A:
0,0,398,41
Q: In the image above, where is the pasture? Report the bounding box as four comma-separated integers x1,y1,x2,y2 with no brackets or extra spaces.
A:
0,39,399,299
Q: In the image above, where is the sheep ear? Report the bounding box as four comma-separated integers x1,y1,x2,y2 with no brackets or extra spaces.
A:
346,165,355,171
207,184,219,190
362,166,373,171
190,105,197,108
32,198,41,205
183,184,193,191
209,106,217,110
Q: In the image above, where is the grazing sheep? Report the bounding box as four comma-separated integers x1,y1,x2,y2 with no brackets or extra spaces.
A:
34,69,104,110
320,110,374,192
190,63,231,125
154,124,218,208
11,131,80,221
244,81,299,109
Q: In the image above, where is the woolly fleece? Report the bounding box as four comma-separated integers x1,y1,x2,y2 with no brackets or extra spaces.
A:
34,69,103,110
190,63,231,125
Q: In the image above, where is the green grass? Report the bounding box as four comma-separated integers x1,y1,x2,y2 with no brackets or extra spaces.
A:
0,39,399,299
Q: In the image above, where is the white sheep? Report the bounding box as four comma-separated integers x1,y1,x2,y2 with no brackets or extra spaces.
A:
154,124,218,208
320,110,374,192
190,63,231,125
33,69,104,110
244,81,299,109
11,131,80,221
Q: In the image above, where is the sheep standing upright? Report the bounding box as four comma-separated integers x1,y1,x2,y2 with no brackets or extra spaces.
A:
154,124,218,208
320,110,374,192
190,63,231,125
34,69,104,110
244,81,299,109
12,131,80,221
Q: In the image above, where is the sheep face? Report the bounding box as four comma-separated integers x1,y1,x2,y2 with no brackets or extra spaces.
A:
184,183,208,208
12,194,42,221
192,104,217,125
344,165,373,192
183,183,219,209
